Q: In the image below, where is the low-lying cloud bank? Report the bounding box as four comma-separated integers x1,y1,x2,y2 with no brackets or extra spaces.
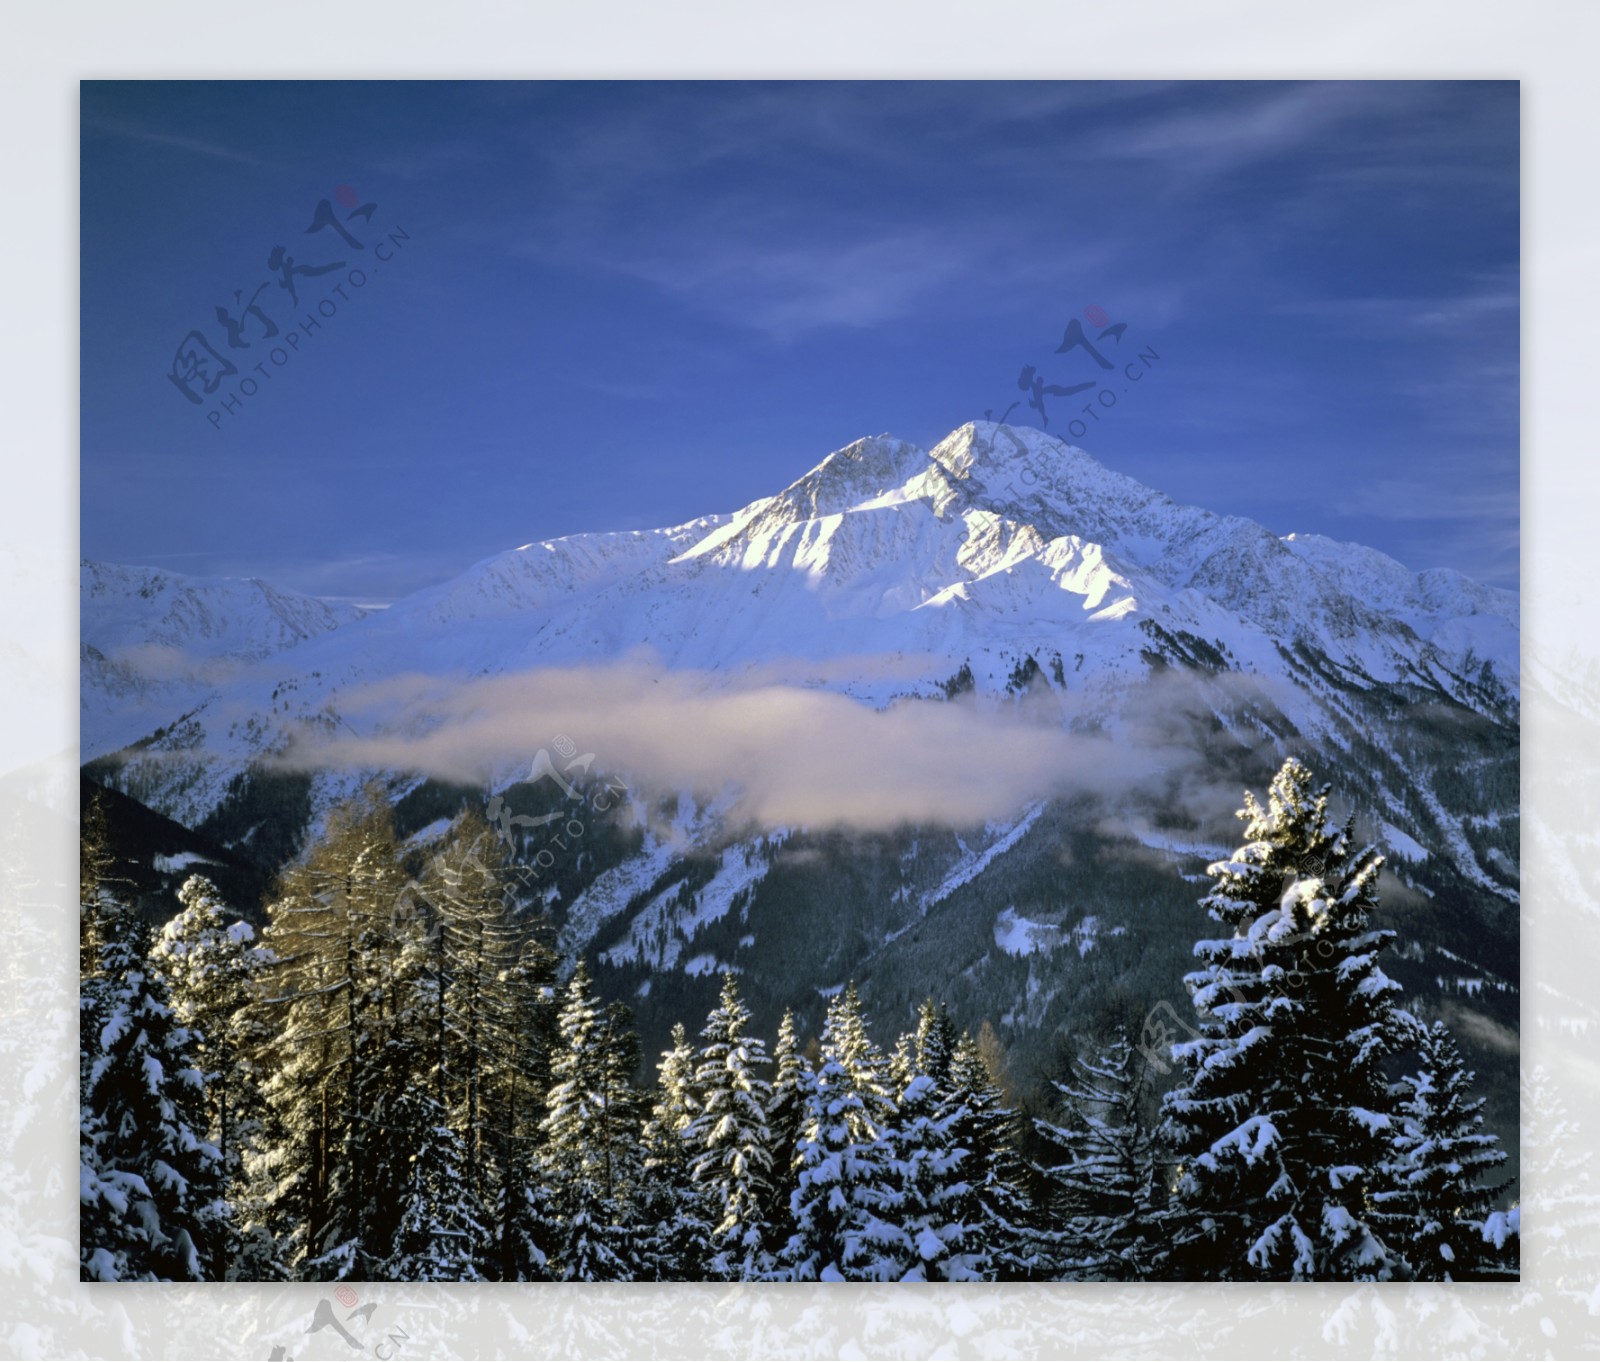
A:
274,657,1243,831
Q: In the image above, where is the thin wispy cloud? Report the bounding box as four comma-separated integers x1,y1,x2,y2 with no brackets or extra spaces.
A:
612,230,974,341
1271,269,1519,445
82,117,264,166
1077,82,1404,176
1275,271,1518,334
1335,478,1518,525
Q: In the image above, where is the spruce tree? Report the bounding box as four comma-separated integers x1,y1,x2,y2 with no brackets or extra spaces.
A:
761,1008,808,1252
149,874,277,1279
898,999,959,1093
778,989,887,1281
1378,1020,1514,1280
829,983,895,1137
687,972,773,1279
1160,757,1413,1281
1032,1029,1159,1280
779,1052,875,1280
384,1081,488,1280
859,1045,983,1281
539,961,641,1280
639,1023,713,1279
943,1029,1035,1278
80,903,228,1281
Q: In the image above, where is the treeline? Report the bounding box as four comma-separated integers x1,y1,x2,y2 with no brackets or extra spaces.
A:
79,759,1518,1282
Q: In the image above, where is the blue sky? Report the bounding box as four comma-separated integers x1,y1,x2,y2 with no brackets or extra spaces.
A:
80,80,1519,602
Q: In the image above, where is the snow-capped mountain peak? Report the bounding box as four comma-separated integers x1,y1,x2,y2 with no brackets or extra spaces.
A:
82,420,1518,802
81,421,1520,1107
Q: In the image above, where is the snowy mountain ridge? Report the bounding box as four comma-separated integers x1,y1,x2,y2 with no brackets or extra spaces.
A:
80,558,369,758
80,420,1518,848
80,422,1520,1094
208,420,1508,710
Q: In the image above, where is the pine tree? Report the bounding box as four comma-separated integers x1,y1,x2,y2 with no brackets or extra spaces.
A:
80,903,228,1281
1377,1020,1514,1280
1160,757,1413,1281
638,1023,713,1279
148,874,277,1279
687,972,773,1279
1032,1029,1160,1280
539,961,641,1280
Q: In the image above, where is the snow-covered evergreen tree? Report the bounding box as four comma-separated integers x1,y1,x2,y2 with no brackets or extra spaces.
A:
829,983,895,1137
148,874,277,1279
1375,1019,1513,1280
942,1028,1035,1278
825,998,984,1282
80,902,227,1281
687,972,773,1279
384,1079,489,1280
778,1051,879,1281
777,989,891,1281
638,1023,713,1279
378,915,491,1282
538,960,641,1280
485,935,561,1281
893,998,959,1096
760,1008,808,1252
1160,757,1413,1282
1032,1028,1159,1280
855,1070,983,1281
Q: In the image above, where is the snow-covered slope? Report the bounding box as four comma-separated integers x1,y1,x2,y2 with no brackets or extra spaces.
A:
80,558,368,756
